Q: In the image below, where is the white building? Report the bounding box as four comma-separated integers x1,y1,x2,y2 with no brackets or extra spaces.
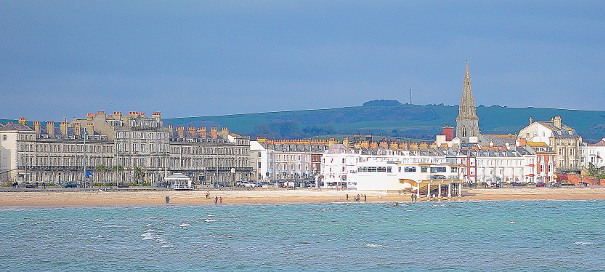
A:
320,144,360,189
249,140,268,182
352,160,460,192
581,138,605,169
518,116,581,173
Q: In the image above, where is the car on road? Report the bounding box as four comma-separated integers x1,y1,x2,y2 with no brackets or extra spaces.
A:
63,182,77,188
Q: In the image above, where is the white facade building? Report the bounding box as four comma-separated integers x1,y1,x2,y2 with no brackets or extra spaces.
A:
320,144,360,189
581,138,605,168
249,140,268,182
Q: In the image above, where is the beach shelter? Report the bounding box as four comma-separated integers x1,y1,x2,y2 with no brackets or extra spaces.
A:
165,173,193,190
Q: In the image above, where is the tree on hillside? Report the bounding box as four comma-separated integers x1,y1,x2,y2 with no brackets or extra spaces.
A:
363,100,401,106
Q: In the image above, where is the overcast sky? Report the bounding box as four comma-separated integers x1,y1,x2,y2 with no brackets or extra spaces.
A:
1,1,604,121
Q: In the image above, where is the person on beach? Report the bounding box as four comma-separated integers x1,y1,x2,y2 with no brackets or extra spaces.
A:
214,196,218,205
219,197,223,204
165,196,170,204
364,194,367,202
205,191,210,199
346,194,349,201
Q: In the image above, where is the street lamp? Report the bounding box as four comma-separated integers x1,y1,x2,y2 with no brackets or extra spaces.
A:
83,129,87,188
231,167,235,187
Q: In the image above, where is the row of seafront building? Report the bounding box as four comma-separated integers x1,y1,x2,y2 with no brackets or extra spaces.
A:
0,110,603,190
0,111,251,187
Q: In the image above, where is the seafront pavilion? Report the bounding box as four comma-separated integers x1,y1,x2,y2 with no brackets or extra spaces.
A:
401,178,463,199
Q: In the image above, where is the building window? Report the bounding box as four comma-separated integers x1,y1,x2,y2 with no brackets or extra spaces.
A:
430,167,446,173
404,167,416,172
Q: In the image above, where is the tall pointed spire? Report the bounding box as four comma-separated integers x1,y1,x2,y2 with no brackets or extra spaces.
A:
456,61,480,143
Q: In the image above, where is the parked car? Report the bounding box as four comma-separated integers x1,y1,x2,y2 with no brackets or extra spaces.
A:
63,182,77,188
243,182,258,188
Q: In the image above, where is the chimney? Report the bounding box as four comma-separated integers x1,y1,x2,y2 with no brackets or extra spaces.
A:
86,123,94,135
152,112,162,120
211,127,218,139
86,113,96,120
188,127,196,137
167,125,174,137
518,138,527,146
34,121,41,134
60,122,68,135
442,126,454,141
370,141,378,148
361,140,370,149
342,137,349,147
74,123,81,135
410,143,418,150
177,126,185,138
400,142,409,150
112,111,122,120
529,116,534,125
18,117,27,125
552,116,562,129
46,121,55,135
220,127,229,138
328,138,337,147
198,127,207,138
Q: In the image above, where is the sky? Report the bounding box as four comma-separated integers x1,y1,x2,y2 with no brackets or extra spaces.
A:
1,1,604,121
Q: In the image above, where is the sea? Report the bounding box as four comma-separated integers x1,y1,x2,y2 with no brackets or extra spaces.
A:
1,200,604,272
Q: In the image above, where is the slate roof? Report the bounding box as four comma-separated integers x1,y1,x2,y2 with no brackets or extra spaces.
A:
0,123,33,131
537,121,579,138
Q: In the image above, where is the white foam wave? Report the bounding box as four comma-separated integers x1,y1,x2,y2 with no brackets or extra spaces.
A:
141,232,155,240
179,223,191,227
574,241,593,246
365,243,387,248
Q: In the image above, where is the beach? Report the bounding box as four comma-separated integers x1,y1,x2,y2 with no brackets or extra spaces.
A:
1,186,605,208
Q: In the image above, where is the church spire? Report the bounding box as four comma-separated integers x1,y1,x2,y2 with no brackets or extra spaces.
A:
458,60,478,119
456,61,480,142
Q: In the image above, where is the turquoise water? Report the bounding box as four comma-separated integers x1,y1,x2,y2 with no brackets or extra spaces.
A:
1,201,604,271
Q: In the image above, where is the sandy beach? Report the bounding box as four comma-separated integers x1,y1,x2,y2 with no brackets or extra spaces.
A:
1,186,605,209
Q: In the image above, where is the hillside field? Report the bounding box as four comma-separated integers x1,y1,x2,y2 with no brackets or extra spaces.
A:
164,104,605,143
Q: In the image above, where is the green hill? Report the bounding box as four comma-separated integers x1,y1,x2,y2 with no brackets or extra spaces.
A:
164,103,605,143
